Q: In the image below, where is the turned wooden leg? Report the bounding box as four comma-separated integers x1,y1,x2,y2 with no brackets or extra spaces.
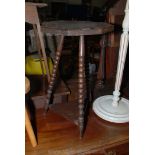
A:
33,24,46,94
45,35,64,112
78,35,85,138
37,24,51,83
84,48,91,109
96,35,106,89
25,108,37,147
33,24,45,76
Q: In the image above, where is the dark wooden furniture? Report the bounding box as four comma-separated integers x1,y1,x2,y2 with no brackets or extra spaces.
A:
106,0,127,80
28,75,70,109
26,108,129,154
42,20,114,138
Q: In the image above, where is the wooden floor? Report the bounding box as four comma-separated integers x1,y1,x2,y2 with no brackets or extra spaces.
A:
25,78,129,155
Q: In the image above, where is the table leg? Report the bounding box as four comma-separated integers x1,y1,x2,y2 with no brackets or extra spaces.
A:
96,35,106,89
45,35,64,112
78,35,85,138
33,24,46,94
33,25,45,76
25,108,37,147
37,24,51,83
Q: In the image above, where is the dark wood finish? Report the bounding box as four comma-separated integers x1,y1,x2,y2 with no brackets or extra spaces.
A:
41,20,114,138
45,35,64,111
26,77,128,153
50,102,79,125
105,47,119,80
105,1,126,80
105,142,129,155
25,108,129,155
25,2,47,8
78,36,85,138
96,35,106,89
42,21,114,36
28,75,70,98
31,80,70,109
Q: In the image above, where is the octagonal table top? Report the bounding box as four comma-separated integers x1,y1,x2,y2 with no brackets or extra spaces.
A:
42,20,114,36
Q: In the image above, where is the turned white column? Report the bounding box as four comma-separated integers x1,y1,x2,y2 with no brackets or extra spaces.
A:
93,0,129,123
112,0,129,107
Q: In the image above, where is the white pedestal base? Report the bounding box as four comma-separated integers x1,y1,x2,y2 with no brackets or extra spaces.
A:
93,95,129,123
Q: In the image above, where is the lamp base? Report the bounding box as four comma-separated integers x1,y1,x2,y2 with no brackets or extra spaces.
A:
93,95,129,123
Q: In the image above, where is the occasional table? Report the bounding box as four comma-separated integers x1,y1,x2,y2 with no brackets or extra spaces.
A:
42,20,114,137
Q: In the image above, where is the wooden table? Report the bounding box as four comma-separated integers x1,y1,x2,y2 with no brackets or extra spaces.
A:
42,21,113,36
42,20,114,138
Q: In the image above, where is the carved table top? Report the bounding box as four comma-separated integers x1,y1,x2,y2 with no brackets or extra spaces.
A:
42,20,114,36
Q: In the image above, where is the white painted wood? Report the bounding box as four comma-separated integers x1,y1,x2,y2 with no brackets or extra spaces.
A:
112,0,129,107
93,0,129,123
93,96,129,123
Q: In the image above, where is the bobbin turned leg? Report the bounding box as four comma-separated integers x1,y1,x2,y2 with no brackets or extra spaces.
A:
78,35,85,138
96,35,106,89
45,35,64,112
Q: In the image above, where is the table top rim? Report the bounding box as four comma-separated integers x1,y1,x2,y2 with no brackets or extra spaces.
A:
25,2,47,8
41,20,114,36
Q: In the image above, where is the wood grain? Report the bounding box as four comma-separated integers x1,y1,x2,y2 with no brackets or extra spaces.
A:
26,77,128,154
25,108,37,147
31,81,70,109
25,2,47,7
25,108,129,155
42,21,114,36
96,35,106,89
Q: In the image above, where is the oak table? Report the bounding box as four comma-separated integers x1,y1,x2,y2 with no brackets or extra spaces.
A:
42,20,114,138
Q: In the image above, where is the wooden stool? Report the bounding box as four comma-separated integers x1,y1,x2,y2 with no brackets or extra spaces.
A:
42,20,114,138
25,77,37,147
25,3,50,82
